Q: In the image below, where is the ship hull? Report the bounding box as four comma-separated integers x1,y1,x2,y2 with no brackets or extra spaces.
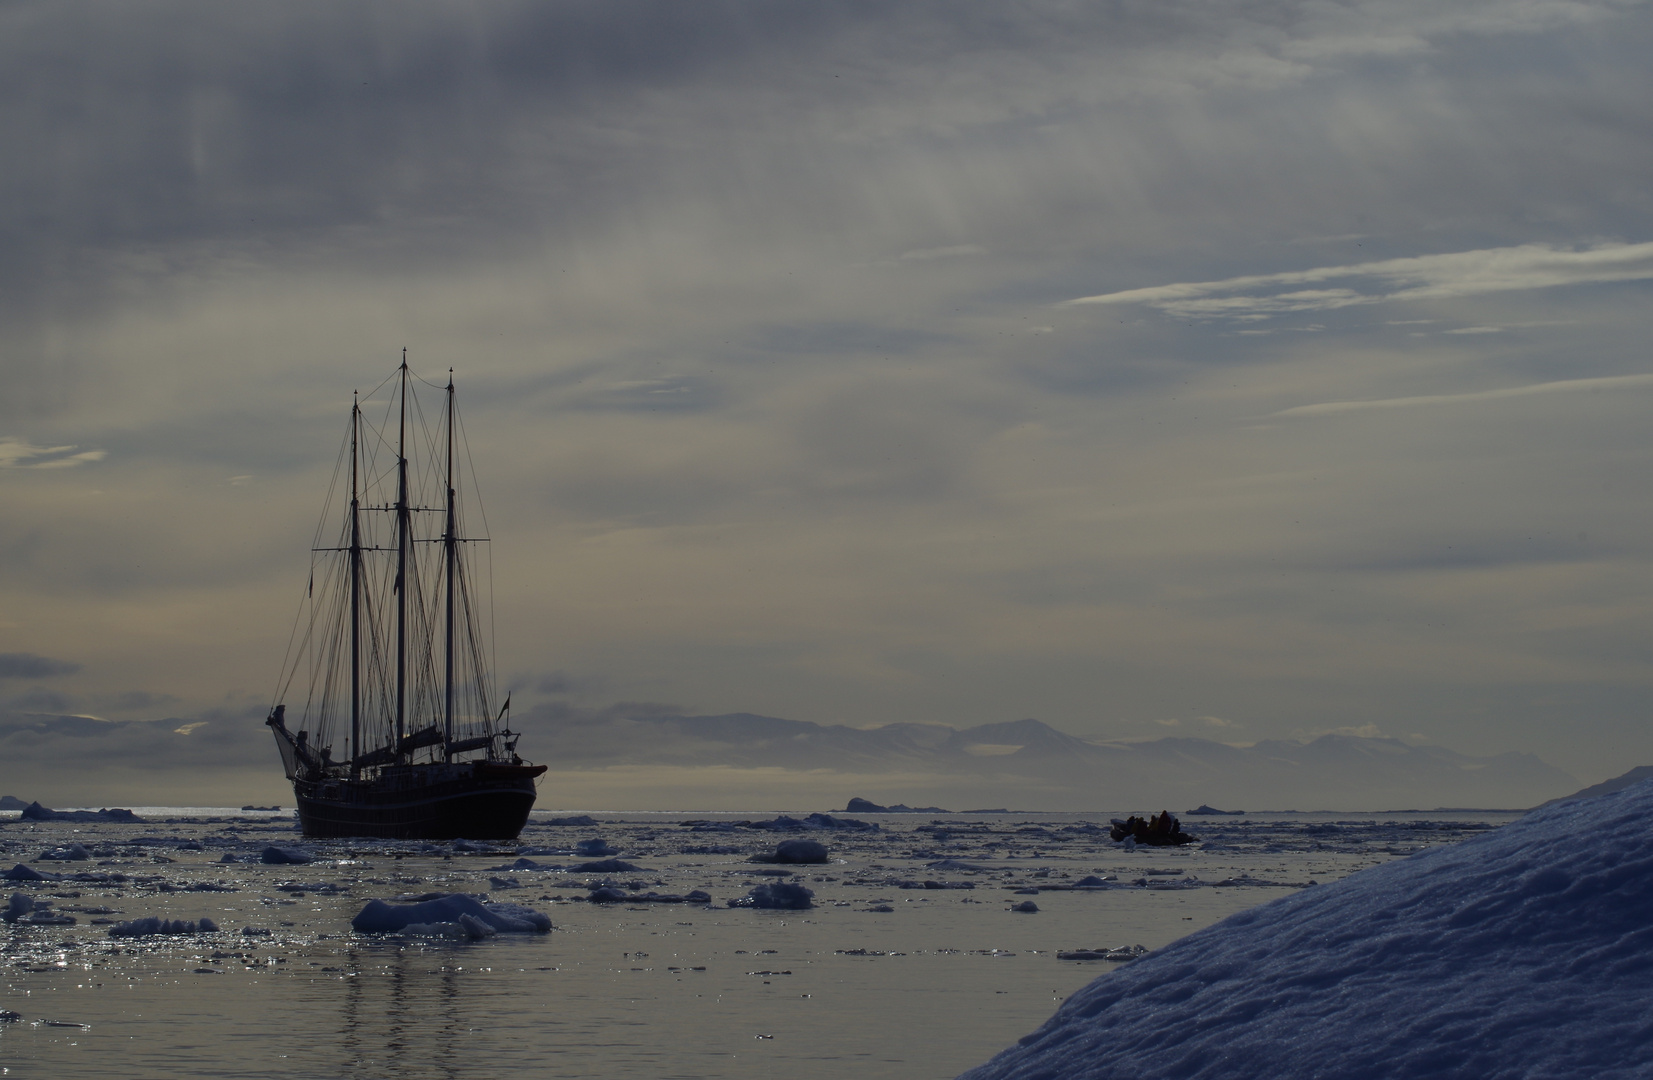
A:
290,762,547,840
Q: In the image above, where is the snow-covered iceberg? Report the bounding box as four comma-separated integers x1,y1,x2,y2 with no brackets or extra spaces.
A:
961,779,1653,1080
351,894,552,939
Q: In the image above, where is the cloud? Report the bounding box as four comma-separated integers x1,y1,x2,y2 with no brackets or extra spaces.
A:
899,244,986,261
96,691,180,713
1298,724,1388,740
0,438,106,469
0,653,81,679
1273,372,1653,418
8,690,77,713
1063,242,1653,320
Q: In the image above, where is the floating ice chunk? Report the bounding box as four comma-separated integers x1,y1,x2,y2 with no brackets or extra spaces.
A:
2,864,57,881
488,876,522,890
1010,900,1039,913
2,892,73,925
587,886,710,904
37,844,89,861
108,916,219,937
727,882,814,910
260,846,314,865
351,894,551,936
3,892,33,922
752,839,829,864
496,856,557,868
399,917,493,940
574,858,644,873
574,838,617,857
1056,945,1148,962
748,813,875,832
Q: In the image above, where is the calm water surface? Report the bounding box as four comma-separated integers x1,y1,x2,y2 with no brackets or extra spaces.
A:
0,809,1516,1078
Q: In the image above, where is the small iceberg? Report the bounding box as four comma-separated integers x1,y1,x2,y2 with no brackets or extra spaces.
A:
750,839,829,864
108,916,219,937
260,846,315,865
351,894,551,938
37,844,90,862
727,882,814,910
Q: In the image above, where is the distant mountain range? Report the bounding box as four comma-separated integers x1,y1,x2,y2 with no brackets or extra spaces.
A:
527,710,1578,810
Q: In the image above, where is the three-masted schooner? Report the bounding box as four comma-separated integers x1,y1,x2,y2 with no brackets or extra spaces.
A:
267,358,544,838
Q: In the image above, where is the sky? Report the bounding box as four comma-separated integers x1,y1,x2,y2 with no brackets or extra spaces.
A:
2,0,1651,807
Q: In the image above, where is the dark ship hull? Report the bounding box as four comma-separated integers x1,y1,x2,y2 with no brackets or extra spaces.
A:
291,762,548,840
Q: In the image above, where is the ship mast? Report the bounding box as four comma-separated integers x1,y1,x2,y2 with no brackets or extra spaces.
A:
443,370,456,760
395,352,409,759
349,392,362,775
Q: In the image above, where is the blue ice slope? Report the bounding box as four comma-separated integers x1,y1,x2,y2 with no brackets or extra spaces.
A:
961,781,1653,1080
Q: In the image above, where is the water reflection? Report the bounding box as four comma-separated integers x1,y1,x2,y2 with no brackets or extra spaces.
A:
333,944,469,1079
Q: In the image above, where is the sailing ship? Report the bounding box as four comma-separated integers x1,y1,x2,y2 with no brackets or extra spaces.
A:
267,358,545,839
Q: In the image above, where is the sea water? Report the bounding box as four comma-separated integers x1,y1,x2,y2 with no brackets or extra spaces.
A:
0,809,1517,1079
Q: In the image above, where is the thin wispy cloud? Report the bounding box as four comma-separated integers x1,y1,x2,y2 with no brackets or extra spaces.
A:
1273,373,1653,418
1064,241,1653,321
0,438,106,469
899,244,986,261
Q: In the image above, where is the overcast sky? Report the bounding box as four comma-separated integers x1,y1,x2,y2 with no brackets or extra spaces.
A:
3,0,1651,806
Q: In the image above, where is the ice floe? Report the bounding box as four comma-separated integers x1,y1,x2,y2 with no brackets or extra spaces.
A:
751,839,830,864
351,894,552,938
260,846,314,865
108,916,220,936
727,882,814,909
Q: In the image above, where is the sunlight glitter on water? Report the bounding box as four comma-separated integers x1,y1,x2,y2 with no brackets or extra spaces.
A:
0,809,1517,1079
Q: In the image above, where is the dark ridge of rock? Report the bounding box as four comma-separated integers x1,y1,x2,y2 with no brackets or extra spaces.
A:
845,797,951,814
20,802,141,823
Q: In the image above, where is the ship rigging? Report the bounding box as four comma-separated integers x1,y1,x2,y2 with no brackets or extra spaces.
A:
267,357,544,838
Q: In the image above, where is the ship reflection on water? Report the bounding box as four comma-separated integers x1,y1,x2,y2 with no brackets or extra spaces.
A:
335,946,466,1079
